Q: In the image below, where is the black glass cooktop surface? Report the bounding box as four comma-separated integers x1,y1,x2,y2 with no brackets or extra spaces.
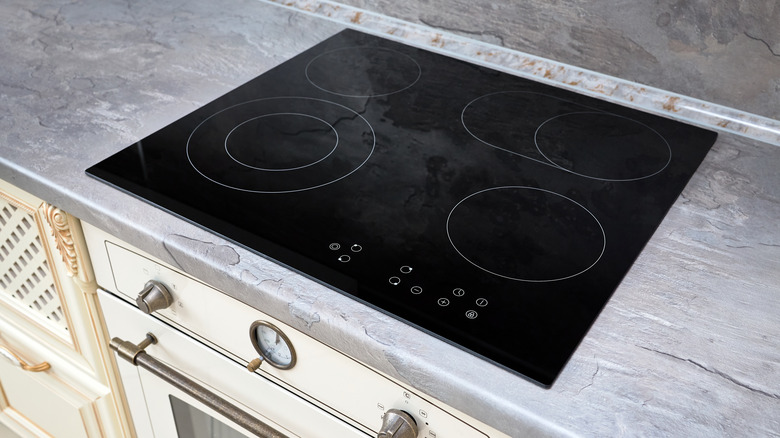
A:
87,29,716,387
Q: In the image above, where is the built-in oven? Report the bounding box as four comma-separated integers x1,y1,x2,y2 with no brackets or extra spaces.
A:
83,222,506,438
100,292,360,438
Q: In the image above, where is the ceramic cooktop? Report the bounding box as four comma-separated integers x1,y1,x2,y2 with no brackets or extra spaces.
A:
87,29,717,386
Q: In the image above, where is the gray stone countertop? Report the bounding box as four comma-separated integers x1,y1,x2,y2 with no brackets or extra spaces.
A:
1,0,779,436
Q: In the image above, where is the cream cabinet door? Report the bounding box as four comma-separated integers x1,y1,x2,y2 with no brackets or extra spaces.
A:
0,179,132,437
0,317,97,438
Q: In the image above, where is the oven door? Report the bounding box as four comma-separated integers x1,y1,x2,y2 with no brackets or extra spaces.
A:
99,290,369,438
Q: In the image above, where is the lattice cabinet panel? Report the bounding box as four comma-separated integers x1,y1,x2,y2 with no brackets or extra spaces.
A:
0,179,133,437
0,197,70,338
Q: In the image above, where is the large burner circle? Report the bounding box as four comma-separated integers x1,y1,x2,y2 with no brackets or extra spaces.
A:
446,186,605,282
186,97,375,193
534,112,671,181
305,47,422,98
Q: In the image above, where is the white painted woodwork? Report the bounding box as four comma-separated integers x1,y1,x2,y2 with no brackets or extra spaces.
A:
0,318,92,438
0,199,68,338
0,179,132,437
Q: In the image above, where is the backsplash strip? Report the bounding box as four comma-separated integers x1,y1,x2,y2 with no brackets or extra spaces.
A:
260,0,780,147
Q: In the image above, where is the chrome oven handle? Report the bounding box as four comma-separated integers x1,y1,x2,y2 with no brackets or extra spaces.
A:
110,333,290,438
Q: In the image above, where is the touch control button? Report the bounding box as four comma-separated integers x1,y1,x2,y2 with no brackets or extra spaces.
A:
437,298,450,307
329,243,340,250
389,276,401,286
411,286,423,294
453,288,465,297
476,298,488,307
400,265,413,274
465,310,478,319
351,244,362,252
338,255,351,263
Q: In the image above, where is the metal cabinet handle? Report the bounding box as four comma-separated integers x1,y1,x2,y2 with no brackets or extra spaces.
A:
0,343,51,372
110,333,290,438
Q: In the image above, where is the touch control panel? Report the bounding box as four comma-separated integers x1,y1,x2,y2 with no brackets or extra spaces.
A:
327,241,491,323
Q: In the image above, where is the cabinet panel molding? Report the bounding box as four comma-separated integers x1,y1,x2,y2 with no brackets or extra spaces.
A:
0,179,133,437
0,192,74,344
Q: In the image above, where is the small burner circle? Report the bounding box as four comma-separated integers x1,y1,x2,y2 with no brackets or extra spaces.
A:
305,47,422,98
225,113,339,172
534,112,672,181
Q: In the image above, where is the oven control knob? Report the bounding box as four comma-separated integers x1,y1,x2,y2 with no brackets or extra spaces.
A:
136,280,173,314
377,409,418,438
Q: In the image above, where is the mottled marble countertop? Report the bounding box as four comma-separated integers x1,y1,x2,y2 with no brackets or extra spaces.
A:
1,0,778,436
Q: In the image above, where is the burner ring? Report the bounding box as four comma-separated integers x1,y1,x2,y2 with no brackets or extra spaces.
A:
461,91,672,182
446,186,606,282
305,46,422,98
534,111,672,182
224,112,339,172
186,97,375,193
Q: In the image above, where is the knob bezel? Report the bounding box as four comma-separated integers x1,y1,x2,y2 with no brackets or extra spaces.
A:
136,280,173,314
377,409,418,438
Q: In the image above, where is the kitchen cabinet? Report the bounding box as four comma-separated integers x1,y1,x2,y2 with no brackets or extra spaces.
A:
0,179,132,437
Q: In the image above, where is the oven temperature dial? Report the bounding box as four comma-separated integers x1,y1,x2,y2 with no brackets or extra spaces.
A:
247,321,297,370
378,409,418,438
136,280,173,314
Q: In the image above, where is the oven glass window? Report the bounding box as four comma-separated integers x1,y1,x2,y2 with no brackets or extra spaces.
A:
170,395,248,438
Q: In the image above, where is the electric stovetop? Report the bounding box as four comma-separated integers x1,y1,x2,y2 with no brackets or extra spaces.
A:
87,29,717,387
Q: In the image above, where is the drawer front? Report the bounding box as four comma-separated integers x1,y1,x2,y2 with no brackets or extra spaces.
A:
0,358,92,438
0,317,107,438
0,299,111,438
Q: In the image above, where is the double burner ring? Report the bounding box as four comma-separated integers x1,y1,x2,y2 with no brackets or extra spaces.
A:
462,91,672,182
187,97,375,193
